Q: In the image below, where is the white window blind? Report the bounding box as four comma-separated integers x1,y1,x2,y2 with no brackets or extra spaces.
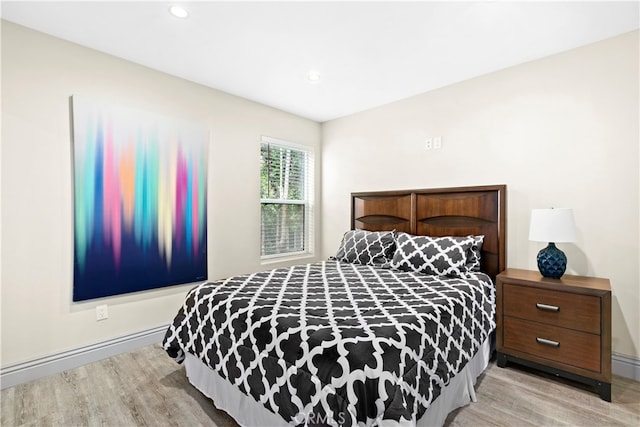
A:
260,136,314,258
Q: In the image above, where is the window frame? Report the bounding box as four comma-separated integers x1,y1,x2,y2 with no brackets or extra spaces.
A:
260,136,314,261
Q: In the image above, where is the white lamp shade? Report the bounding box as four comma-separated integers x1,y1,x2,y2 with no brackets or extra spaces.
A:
529,208,576,243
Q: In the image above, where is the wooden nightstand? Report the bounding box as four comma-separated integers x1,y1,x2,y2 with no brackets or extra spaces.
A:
496,268,612,401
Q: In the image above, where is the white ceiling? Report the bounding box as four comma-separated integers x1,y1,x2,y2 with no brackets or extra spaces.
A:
2,1,638,122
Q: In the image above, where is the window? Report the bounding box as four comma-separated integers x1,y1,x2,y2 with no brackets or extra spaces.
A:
260,136,314,259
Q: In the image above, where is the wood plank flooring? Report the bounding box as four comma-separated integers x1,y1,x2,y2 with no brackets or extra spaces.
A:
2,344,638,426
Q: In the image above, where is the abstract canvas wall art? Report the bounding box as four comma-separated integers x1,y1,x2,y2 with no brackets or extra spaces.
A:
72,96,208,301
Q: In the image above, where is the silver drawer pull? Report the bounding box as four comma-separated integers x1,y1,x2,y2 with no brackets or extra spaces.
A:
536,303,560,312
536,337,560,347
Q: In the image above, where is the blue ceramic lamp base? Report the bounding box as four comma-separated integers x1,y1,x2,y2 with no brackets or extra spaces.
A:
537,242,567,279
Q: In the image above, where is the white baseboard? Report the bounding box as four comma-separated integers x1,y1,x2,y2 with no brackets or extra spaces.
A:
2,327,638,390
612,352,640,381
0,324,168,390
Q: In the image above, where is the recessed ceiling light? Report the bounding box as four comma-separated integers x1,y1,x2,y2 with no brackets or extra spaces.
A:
306,71,321,83
169,5,189,19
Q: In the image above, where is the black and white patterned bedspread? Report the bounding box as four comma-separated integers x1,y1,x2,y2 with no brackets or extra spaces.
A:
163,261,495,426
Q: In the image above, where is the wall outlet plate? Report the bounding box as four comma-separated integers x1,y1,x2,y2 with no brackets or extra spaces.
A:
96,304,109,321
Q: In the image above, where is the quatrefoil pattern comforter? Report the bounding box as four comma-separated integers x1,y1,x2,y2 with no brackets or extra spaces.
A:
163,261,495,426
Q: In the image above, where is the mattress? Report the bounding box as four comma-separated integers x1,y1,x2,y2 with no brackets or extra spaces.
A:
163,260,496,426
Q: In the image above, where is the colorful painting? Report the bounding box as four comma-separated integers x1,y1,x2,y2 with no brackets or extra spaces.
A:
72,96,208,301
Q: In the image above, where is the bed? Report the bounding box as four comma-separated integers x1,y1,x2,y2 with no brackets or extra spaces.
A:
163,184,506,426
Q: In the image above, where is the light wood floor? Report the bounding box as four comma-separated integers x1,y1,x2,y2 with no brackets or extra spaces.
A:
2,344,638,426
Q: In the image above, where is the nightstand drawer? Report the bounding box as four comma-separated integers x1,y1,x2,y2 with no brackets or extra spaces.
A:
503,283,600,334
504,317,601,372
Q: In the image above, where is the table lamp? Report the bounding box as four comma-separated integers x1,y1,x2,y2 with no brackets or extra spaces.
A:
529,208,576,279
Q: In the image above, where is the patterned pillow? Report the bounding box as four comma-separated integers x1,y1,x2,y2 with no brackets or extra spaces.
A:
466,235,485,272
390,233,475,277
334,229,396,267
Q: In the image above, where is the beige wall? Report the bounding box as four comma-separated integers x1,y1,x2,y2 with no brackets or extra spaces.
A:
322,31,640,360
1,21,322,367
2,20,638,369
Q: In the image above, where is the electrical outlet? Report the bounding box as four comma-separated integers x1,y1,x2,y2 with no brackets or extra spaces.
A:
96,304,109,321
425,138,433,150
434,136,442,149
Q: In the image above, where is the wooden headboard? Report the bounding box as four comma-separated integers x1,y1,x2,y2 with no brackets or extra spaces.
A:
351,185,506,281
